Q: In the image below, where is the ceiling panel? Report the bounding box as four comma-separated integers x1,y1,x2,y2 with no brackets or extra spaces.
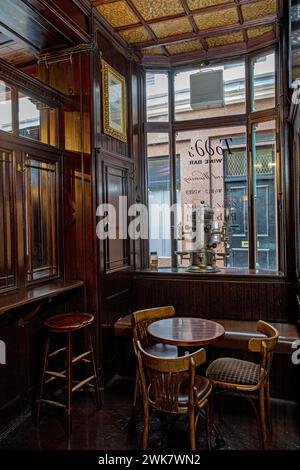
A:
206,31,244,47
0,29,36,67
241,0,277,22
247,25,274,39
166,39,203,55
194,7,239,31
96,1,139,28
119,26,151,43
91,0,279,59
150,17,193,39
187,0,234,9
132,0,184,21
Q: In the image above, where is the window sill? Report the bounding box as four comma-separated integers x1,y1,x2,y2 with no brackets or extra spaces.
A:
134,267,286,280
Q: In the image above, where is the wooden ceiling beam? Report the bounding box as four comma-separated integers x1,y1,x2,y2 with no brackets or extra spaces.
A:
179,0,208,51
234,0,248,43
124,0,159,43
130,15,277,50
91,0,120,5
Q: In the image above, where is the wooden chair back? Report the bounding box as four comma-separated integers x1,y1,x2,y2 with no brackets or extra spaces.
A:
133,306,175,348
136,340,206,413
248,320,279,379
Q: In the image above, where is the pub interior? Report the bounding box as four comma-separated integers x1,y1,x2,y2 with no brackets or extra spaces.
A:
0,0,299,457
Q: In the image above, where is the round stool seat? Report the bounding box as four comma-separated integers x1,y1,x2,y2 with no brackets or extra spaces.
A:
45,313,94,333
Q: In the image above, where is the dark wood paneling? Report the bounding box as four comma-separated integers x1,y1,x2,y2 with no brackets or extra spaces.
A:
102,162,130,272
92,23,136,379
96,152,133,376
132,275,297,323
0,0,90,54
96,32,129,158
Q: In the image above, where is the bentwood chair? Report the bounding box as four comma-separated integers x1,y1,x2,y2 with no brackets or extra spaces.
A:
134,340,213,450
132,306,178,406
206,320,279,449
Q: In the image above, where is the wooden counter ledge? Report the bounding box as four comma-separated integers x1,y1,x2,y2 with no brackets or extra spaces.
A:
0,280,84,315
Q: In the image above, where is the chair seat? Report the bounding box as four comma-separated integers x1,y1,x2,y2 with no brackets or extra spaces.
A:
45,313,94,332
206,357,260,386
178,376,212,405
146,343,178,358
149,375,212,407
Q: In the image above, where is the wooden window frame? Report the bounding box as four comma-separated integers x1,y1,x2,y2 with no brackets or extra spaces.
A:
142,46,284,275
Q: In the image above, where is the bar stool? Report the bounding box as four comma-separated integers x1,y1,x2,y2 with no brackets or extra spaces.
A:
36,313,102,435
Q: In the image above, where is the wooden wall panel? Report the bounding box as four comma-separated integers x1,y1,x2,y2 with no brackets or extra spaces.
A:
96,152,133,376
132,275,297,323
102,162,130,272
93,26,137,378
38,51,97,314
96,33,129,158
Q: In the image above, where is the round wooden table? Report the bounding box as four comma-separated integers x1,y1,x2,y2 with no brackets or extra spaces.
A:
147,317,225,351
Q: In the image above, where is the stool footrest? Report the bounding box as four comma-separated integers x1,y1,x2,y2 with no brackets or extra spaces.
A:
49,347,66,358
45,370,66,379
72,350,92,364
38,399,66,409
72,375,95,392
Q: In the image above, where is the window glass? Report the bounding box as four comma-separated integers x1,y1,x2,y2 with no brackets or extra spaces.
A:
253,120,277,271
174,61,245,121
19,93,41,141
145,49,279,273
147,133,171,267
18,92,58,146
0,81,12,132
25,157,58,281
252,52,275,111
175,126,249,269
146,73,169,122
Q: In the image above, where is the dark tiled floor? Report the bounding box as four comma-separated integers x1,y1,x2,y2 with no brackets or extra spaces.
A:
1,377,299,450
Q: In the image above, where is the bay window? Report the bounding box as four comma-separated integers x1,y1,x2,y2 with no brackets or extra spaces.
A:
144,49,281,272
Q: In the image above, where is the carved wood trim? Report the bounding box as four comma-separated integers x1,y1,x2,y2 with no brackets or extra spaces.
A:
0,58,66,108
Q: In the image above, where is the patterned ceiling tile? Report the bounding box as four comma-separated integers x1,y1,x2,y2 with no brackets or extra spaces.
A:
242,0,277,22
194,7,239,30
119,26,151,44
166,39,203,55
150,17,193,39
187,0,233,9
96,1,139,28
207,31,244,47
247,25,274,39
141,46,166,55
132,0,184,21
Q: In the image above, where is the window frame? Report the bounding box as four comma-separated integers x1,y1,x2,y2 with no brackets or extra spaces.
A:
143,46,283,274
0,137,62,293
